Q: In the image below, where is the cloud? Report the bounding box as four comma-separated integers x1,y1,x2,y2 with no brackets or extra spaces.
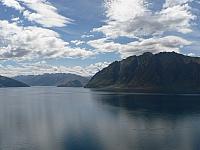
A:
11,17,20,22
164,0,192,7
89,0,196,58
0,61,111,77
21,0,72,27
188,53,195,56
83,62,111,76
0,0,198,77
88,36,192,58
1,0,24,11
70,40,85,46
88,38,120,53
0,0,72,27
81,34,94,39
0,20,95,60
93,0,195,38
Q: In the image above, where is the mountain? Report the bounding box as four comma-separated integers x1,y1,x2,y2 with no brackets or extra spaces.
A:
85,52,200,93
14,73,89,86
0,76,29,87
57,80,83,87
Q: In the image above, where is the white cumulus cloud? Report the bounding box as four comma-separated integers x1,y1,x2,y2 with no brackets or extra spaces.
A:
0,20,94,60
90,0,196,57
0,0,72,27
1,0,24,11
88,36,192,58
94,0,195,38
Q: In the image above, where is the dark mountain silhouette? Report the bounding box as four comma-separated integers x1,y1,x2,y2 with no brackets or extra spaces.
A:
0,76,29,87
86,52,200,93
57,80,83,87
14,73,89,87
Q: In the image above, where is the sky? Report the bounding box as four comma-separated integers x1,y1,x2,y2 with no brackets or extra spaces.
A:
0,0,199,77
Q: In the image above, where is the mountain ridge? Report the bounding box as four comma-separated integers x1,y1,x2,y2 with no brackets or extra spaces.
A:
57,80,83,87
14,73,89,87
0,76,29,87
86,52,200,93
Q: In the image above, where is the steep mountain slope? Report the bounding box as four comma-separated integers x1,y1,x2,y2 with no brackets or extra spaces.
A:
0,76,29,87
14,73,89,86
86,52,200,93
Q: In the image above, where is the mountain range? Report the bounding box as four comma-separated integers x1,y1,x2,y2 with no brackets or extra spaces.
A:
58,80,83,87
14,73,89,87
86,52,200,93
0,76,29,87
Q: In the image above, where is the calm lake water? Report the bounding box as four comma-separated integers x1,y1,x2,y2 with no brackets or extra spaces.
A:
0,87,200,150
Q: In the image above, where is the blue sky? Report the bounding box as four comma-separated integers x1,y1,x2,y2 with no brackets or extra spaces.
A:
0,0,199,76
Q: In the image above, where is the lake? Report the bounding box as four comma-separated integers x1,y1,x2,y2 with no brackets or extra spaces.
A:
0,87,200,150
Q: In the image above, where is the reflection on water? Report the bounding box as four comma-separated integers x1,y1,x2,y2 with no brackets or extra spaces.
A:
0,87,200,150
94,93,200,115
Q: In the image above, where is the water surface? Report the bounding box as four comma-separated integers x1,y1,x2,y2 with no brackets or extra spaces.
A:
0,87,200,150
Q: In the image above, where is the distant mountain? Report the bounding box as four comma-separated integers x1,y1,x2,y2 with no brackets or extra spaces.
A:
14,73,89,86
0,76,29,87
86,52,200,93
58,80,83,87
